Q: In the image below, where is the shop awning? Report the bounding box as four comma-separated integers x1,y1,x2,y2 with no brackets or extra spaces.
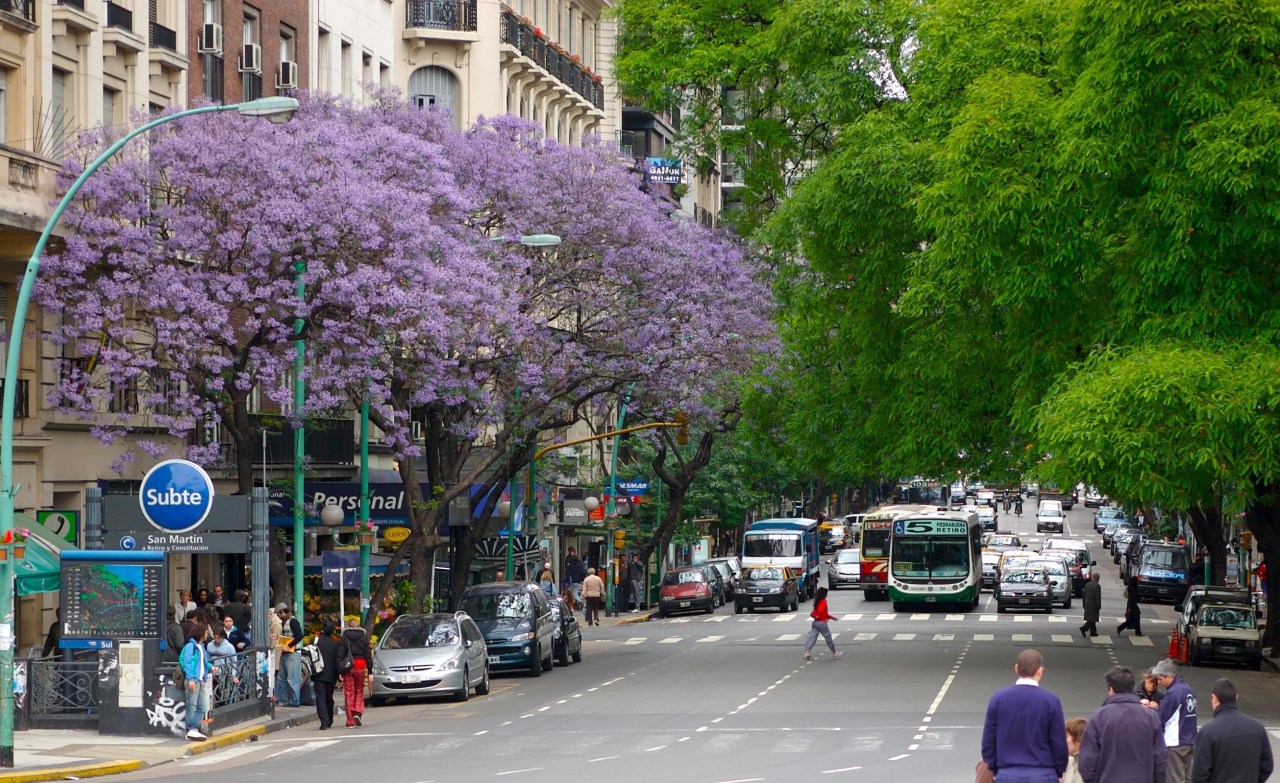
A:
14,513,69,597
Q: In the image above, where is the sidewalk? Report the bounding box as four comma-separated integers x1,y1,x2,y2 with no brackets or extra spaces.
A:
0,706,318,783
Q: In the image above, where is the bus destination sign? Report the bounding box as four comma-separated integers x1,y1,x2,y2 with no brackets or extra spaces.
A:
894,518,969,536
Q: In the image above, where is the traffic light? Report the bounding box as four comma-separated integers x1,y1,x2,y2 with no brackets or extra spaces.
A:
613,529,626,548
674,411,689,445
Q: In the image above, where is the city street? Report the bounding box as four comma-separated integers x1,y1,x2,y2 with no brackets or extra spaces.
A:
115,504,1280,783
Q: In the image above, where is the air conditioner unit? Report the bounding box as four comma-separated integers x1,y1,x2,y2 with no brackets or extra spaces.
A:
275,60,298,89
411,421,425,442
198,23,222,55
239,43,262,74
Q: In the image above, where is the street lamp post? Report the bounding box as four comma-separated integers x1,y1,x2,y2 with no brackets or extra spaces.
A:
0,96,298,767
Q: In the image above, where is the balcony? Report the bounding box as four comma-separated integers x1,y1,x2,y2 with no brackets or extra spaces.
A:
102,1,145,54
149,21,176,50
52,0,96,35
0,379,29,420
403,0,478,44
0,0,35,26
104,0,129,29
499,7,603,110
243,415,356,465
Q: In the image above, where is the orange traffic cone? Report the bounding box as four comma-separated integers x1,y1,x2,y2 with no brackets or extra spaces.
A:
1167,628,1179,660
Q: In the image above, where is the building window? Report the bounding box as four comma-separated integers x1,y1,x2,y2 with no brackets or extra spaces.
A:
242,6,261,100
103,88,119,128
109,379,139,414
0,69,7,146
203,53,224,101
280,27,294,64
203,0,220,24
243,72,262,100
362,51,373,97
379,61,390,87
0,284,8,337
242,5,258,46
317,28,331,93
49,69,71,158
340,40,352,98
408,66,458,126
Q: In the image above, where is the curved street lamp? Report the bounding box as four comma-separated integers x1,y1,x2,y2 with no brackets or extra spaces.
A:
0,96,299,767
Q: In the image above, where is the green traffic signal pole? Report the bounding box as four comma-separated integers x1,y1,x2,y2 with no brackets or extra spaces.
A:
293,259,306,623
0,97,297,767
359,393,371,619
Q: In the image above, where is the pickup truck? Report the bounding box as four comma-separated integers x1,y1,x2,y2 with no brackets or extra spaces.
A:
1038,486,1077,511
1188,602,1263,670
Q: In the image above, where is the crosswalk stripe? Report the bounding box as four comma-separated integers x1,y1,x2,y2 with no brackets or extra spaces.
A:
774,614,794,622
704,615,728,622
946,614,965,621
777,633,801,641
910,614,930,621
1013,615,1032,623
979,615,998,622
934,634,955,641
1130,636,1154,646
1091,636,1114,645
855,632,877,641
894,633,916,641
671,618,691,624
1048,616,1067,623
659,637,682,644
1012,634,1033,642
697,635,724,643
624,637,646,645
876,613,897,621
974,634,995,641
845,613,864,621
1052,634,1075,643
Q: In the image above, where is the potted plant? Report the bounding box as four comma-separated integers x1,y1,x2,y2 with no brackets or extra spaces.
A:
1,528,27,559
355,519,377,547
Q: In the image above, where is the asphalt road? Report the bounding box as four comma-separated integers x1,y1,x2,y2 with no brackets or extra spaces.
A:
118,502,1280,783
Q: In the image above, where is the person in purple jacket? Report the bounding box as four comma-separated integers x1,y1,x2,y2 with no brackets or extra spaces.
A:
1079,666,1167,783
981,649,1069,783
1153,658,1198,783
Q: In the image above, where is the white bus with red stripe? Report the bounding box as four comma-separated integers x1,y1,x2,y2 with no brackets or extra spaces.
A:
859,505,941,600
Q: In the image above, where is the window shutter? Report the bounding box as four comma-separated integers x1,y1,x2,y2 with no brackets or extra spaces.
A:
408,66,458,125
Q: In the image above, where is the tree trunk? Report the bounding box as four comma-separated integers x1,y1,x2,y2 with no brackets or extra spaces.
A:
1245,479,1280,656
1186,504,1227,585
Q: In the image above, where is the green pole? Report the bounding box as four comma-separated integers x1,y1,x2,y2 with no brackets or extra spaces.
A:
604,385,635,617
293,261,306,622
0,101,277,768
526,439,536,546
506,385,520,580
359,394,371,618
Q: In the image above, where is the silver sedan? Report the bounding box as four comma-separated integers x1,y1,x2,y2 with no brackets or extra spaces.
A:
370,612,491,704
1026,557,1072,608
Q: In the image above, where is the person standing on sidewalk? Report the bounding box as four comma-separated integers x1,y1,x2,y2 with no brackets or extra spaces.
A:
1117,583,1143,636
628,554,646,613
312,620,341,730
276,603,303,707
582,567,604,626
980,649,1068,783
803,587,841,661
1079,666,1166,783
1153,658,1198,783
565,547,586,609
1080,573,1102,638
340,618,371,728
179,619,212,741
1190,678,1273,783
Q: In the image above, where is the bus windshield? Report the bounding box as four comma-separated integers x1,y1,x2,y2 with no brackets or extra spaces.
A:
743,534,802,558
891,538,971,579
862,529,890,558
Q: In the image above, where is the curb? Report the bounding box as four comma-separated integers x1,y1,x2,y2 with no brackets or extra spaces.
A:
618,611,656,625
186,724,266,756
0,760,145,783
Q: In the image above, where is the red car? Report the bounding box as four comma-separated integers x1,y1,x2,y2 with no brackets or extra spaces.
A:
657,566,716,618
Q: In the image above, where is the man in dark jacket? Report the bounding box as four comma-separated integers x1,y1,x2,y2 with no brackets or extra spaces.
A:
1155,658,1198,783
1079,666,1167,783
162,607,183,663
1080,573,1102,638
564,548,587,609
312,620,341,730
1191,678,1273,783
981,649,1068,782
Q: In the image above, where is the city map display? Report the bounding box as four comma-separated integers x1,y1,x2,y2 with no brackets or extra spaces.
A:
61,560,163,639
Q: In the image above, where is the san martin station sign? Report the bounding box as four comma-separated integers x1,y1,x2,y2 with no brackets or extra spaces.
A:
103,459,250,553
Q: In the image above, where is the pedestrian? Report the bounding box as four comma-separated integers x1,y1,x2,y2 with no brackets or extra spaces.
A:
564,547,586,607
1153,658,1197,783
1064,717,1087,783
211,584,226,608
174,589,197,621
1136,510,1146,530
221,614,249,652
582,567,604,626
538,562,555,596
268,604,283,689
340,618,371,728
223,589,250,635
179,619,213,741
195,587,210,608
41,607,61,659
1135,669,1163,710
162,607,183,663
312,620,341,730
628,553,645,613
275,603,302,707
803,586,841,661
1117,583,1143,636
181,608,198,641
1078,666,1166,783
1190,677,1274,783
980,649,1068,783
1257,557,1268,597
1079,573,1101,638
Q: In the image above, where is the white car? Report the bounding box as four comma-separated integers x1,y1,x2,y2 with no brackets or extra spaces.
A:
977,490,996,507
976,505,997,530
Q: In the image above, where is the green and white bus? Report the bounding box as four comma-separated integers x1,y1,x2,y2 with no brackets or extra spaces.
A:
887,510,982,611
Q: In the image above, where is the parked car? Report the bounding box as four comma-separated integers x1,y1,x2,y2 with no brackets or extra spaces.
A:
1026,556,1072,608
1119,535,1145,582
700,563,726,607
1188,603,1262,670
1083,487,1105,508
1177,586,1252,643
658,566,716,617
995,567,1054,614
458,581,556,677
704,556,742,595
1094,507,1125,532
734,565,800,613
369,612,490,705
1112,530,1141,564
1100,520,1134,549
546,597,582,667
1041,539,1094,596
706,560,736,601
828,548,861,590
1131,541,1191,603
980,552,1001,591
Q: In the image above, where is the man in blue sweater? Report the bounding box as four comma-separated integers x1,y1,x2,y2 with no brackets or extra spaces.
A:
1153,658,1198,783
982,649,1069,783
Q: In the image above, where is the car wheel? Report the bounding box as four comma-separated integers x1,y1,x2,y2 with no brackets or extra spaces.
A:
528,644,542,677
892,601,906,612
454,666,471,702
1064,596,1072,609
1189,647,1200,667
368,696,384,708
556,640,570,667
735,603,743,614
476,663,491,695
542,647,554,671
704,601,715,614
657,609,667,619
571,643,582,664
1249,658,1261,671
1044,606,1052,614
997,604,1006,614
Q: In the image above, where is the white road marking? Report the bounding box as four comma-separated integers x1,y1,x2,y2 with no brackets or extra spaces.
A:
821,766,863,774
671,618,691,623
933,634,955,641
704,615,728,622
979,614,998,622
1052,634,1075,643
844,614,864,621
537,706,551,712
973,634,995,641
475,730,489,735
645,746,667,752
678,737,691,742
1012,634,1033,642
1130,636,1154,646
740,617,760,622
876,613,897,621
855,632,877,641
659,637,683,644
1048,616,1068,623
589,756,620,763
495,769,542,776
889,754,910,761
946,614,964,621
1013,615,1032,623
774,614,794,622
910,613,930,621
894,633,916,641
623,637,646,645
712,779,764,783
1091,636,1113,645
908,744,919,750
925,673,956,716
184,745,260,765
777,633,802,641
697,635,725,643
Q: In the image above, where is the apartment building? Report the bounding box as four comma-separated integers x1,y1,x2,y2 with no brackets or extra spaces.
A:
311,0,395,102
189,0,308,104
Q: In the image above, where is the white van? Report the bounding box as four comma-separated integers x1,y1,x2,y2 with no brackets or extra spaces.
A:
1036,500,1065,534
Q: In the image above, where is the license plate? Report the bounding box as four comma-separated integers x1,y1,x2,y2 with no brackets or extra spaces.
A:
752,596,763,603
398,674,419,684
1018,598,1030,605
925,597,937,602
1158,589,1169,594
488,656,499,664
680,601,690,608
1219,646,1238,654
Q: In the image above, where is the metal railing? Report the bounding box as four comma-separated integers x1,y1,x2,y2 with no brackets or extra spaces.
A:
104,0,131,30
500,7,603,109
55,0,83,10
150,21,177,50
406,0,475,31
0,379,29,419
209,649,257,708
25,657,99,721
0,0,35,23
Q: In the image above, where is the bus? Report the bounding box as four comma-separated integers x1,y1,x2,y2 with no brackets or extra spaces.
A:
887,509,982,611
859,505,939,600
742,518,821,600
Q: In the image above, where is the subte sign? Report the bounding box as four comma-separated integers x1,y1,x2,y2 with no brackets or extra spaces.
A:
138,459,215,534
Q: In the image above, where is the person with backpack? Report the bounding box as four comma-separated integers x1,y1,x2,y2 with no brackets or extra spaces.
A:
311,620,341,730
803,587,842,661
339,618,372,728
179,619,213,741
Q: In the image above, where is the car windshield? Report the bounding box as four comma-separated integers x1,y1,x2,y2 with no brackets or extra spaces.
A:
833,551,860,564
743,534,802,558
1141,548,1189,570
663,570,705,585
990,536,1018,547
379,617,459,649
1030,560,1066,575
743,567,784,581
1099,510,1124,520
461,591,532,620
1199,607,1256,629
1004,570,1044,584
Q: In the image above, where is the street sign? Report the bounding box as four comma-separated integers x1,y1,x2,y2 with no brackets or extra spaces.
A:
138,459,215,533
322,550,361,590
105,530,248,553
383,527,410,544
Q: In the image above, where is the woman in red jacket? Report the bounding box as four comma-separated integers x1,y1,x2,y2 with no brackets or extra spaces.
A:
804,586,842,661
